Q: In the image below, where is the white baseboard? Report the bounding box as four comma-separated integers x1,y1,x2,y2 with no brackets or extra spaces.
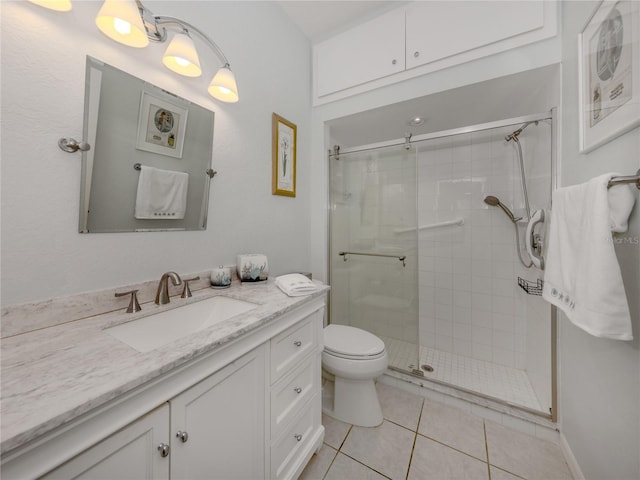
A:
559,432,585,480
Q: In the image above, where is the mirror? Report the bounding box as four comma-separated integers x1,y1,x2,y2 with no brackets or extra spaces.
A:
79,57,215,233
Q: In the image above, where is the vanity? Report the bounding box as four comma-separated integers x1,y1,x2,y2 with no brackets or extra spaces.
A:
1,280,328,479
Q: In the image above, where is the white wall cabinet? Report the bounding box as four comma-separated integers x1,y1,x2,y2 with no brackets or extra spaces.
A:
3,299,326,480
313,1,557,104
314,8,405,97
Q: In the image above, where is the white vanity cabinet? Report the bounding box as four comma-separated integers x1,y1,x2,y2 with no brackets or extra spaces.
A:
42,404,171,480
2,296,326,480
42,346,267,480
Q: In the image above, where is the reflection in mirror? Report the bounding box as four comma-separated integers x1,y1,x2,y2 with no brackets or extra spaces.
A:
79,56,215,233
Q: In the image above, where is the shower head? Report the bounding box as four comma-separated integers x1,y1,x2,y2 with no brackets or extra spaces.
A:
484,195,519,223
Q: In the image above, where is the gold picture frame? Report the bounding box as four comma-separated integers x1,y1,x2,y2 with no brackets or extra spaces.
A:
272,113,297,197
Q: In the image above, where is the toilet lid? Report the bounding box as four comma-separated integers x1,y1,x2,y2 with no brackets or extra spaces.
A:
324,324,386,357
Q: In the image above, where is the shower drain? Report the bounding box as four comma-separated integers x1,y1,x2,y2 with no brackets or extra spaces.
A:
421,364,434,372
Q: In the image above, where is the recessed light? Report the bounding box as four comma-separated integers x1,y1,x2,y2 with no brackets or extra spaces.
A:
408,116,425,126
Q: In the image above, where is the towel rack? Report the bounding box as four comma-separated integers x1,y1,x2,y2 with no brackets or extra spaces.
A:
339,251,406,267
608,169,640,189
133,162,217,179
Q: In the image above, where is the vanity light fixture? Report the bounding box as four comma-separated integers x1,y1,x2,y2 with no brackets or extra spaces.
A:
95,0,239,102
28,0,72,11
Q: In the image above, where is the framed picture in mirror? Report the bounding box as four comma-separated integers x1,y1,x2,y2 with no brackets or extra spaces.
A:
136,91,188,158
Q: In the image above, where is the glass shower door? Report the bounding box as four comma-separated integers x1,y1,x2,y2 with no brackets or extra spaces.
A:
329,144,420,374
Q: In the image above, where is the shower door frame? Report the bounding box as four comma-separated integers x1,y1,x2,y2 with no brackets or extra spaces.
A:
327,109,558,421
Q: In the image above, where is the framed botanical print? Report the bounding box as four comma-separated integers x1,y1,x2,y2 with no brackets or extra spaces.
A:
272,113,297,197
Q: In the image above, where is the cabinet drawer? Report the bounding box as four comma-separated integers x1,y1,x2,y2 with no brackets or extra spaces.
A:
270,312,318,383
271,356,317,436
271,396,320,480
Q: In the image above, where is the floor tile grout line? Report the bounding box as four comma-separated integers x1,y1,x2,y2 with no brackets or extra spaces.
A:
320,446,340,480
484,420,492,480
338,451,393,480
405,397,425,480
415,431,490,465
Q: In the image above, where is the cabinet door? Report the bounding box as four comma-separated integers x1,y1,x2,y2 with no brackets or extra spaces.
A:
170,346,267,480
406,1,551,70
42,404,170,480
314,8,405,97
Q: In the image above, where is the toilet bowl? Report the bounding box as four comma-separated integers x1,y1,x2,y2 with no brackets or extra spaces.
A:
322,324,388,427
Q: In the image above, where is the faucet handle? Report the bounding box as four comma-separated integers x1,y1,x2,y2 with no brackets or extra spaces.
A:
181,277,200,298
115,289,142,313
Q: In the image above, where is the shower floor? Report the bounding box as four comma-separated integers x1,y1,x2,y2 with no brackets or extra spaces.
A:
380,336,542,412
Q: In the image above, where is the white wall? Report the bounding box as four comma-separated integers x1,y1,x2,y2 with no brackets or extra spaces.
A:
559,2,640,479
1,1,312,306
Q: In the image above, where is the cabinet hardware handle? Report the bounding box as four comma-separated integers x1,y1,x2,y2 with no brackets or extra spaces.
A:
157,443,170,458
392,59,397,65
294,387,302,394
293,340,302,347
176,430,189,443
294,434,303,442
414,51,420,58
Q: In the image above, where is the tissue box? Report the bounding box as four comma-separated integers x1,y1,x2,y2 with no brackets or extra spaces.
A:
236,254,269,282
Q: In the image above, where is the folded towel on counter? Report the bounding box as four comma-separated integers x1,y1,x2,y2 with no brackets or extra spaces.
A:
542,173,636,340
275,274,319,297
135,165,189,219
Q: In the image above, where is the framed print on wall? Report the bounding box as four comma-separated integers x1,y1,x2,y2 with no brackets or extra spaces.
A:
272,113,297,197
578,0,640,153
136,91,188,158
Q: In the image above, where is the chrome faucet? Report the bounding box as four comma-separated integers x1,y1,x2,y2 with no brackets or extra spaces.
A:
155,272,183,305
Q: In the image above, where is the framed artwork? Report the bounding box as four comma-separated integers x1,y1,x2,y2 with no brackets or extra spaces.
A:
136,91,188,158
272,113,297,197
578,0,640,153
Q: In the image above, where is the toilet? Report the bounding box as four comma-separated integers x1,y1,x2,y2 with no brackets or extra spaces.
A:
322,324,388,427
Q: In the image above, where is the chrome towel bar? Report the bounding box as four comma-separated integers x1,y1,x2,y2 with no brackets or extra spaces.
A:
608,169,640,190
133,162,217,178
339,251,406,267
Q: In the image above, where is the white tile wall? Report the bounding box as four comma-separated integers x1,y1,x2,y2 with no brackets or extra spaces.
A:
417,124,551,369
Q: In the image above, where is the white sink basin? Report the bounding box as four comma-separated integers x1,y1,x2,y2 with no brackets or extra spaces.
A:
105,296,258,353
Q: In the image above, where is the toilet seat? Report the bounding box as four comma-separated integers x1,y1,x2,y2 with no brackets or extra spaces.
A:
324,324,386,359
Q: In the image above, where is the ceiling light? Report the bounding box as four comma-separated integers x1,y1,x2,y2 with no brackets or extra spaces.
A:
28,0,72,11
162,30,202,77
409,116,425,126
95,0,148,48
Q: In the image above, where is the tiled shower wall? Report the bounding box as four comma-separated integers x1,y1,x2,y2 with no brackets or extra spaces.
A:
417,122,552,370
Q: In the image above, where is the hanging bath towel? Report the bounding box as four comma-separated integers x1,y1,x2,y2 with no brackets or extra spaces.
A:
135,165,189,219
542,173,636,340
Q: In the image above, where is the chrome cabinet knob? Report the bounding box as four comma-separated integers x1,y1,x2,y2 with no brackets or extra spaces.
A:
392,59,397,65
157,443,170,458
293,387,302,394
293,340,302,347
414,51,420,58
294,434,302,442
176,430,189,443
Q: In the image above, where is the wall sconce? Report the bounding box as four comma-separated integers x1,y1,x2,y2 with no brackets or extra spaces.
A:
30,0,239,103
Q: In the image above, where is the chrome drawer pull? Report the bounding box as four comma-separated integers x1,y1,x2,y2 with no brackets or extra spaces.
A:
176,430,189,443
293,340,302,347
157,443,170,458
293,387,302,394
294,434,303,442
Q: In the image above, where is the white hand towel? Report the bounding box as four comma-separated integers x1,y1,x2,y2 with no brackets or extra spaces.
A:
542,173,636,340
275,274,318,297
134,166,189,219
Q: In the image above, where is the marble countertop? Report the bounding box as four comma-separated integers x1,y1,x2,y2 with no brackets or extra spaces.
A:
0,280,329,455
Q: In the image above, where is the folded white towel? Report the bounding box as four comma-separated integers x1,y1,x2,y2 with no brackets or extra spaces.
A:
134,166,189,219
542,173,636,340
275,274,318,297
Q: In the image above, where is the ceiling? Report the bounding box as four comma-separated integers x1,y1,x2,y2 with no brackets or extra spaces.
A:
277,1,401,41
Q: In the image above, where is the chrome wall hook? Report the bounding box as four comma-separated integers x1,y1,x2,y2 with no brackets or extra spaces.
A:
58,138,91,153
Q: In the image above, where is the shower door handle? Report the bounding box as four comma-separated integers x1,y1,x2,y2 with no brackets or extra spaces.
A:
526,209,545,270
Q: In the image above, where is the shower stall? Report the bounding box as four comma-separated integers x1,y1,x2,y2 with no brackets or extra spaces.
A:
328,111,556,418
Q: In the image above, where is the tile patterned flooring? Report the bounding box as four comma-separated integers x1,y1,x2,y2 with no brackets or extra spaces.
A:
381,336,542,412
300,382,572,480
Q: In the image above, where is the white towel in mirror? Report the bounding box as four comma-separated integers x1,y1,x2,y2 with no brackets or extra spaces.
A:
134,165,189,219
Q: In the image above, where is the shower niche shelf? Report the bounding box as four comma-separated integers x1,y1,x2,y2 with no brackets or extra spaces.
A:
518,277,543,296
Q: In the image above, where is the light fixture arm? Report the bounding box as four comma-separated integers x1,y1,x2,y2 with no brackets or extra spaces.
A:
134,0,231,68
